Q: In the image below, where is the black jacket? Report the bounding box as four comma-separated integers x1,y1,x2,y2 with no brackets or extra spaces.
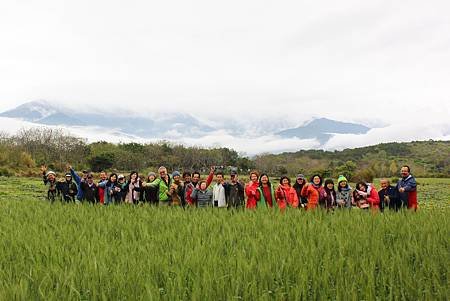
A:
378,186,401,211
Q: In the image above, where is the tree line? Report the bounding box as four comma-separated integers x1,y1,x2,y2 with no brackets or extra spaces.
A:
0,127,449,180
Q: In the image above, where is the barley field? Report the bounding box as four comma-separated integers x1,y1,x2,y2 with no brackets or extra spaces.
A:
0,177,448,300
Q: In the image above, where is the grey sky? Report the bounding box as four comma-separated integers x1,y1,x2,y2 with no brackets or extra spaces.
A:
0,0,449,126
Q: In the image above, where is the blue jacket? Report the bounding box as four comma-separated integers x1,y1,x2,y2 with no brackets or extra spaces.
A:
396,175,417,206
70,168,84,201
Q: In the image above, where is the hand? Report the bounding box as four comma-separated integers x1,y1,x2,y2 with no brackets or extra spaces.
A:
210,166,215,173
399,188,405,193
66,163,72,170
41,165,47,172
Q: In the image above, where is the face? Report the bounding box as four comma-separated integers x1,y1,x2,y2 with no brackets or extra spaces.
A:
231,174,237,183
192,173,200,183
131,173,137,180
65,176,72,182
100,172,107,180
200,182,207,190
282,178,289,186
313,176,321,185
358,184,366,192
110,175,117,182
87,176,94,184
216,174,223,182
401,167,410,178
183,175,191,182
159,169,167,178
173,175,180,182
261,175,269,185
118,177,124,183
48,174,55,181
327,183,334,190
297,178,304,184
380,180,389,189
339,181,347,188
250,173,258,182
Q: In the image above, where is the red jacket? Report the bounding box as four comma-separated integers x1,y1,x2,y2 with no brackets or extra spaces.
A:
245,181,259,209
275,185,299,209
366,186,380,209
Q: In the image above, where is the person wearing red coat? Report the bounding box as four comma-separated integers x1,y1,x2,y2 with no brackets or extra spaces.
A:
275,176,299,210
301,174,326,210
354,182,380,211
245,171,260,209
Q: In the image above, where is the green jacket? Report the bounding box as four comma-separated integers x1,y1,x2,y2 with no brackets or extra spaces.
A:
145,177,171,202
257,185,277,208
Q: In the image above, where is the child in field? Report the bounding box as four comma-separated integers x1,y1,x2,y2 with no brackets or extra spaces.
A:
191,180,213,208
336,175,353,209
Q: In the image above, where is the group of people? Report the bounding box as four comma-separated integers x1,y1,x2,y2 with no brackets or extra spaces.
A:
41,164,418,211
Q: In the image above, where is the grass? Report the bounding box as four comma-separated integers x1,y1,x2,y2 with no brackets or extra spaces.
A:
0,177,448,300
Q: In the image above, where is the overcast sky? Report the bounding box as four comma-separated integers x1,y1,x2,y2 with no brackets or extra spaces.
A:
0,0,449,126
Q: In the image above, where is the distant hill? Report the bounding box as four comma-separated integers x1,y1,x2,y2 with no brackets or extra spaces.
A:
276,118,371,143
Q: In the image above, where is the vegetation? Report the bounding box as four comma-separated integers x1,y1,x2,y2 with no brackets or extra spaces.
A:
0,177,448,300
0,128,449,181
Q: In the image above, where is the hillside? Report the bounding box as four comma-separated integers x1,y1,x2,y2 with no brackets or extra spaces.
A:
0,128,448,180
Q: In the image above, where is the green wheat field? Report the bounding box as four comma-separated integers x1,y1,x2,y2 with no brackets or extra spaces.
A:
0,177,448,300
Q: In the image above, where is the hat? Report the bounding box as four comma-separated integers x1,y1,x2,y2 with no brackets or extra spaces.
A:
338,175,348,184
46,171,56,177
172,171,181,177
230,170,238,176
148,172,156,177
296,174,305,179
65,173,72,178
118,174,125,179
86,173,94,178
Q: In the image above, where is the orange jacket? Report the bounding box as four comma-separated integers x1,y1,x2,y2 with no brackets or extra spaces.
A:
245,181,259,209
275,185,299,209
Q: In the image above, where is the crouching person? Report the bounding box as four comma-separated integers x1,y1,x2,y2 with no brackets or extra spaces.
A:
353,182,380,211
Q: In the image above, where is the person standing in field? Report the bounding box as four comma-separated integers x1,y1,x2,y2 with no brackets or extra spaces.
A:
58,172,78,202
69,165,98,204
41,165,58,202
168,171,184,206
98,173,122,205
396,165,418,211
97,170,108,205
301,174,326,210
353,181,380,211
255,173,276,208
245,170,260,209
275,176,299,209
144,166,172,206
378,178,401,211
124,171,142,204
184,167,215,207
224,169,245,209
142,172,158,205
190,180,213,208
293,174,308,208
212,171,227,208
336,175,353,209
323,179,336,210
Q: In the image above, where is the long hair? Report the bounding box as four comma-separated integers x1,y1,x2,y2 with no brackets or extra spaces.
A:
310,174,323,186
279,176,291,186
258,173,272,188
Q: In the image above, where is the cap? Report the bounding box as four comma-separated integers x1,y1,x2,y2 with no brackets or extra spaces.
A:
172,171,181,177
46,171,56,177
148,172,156,177
118,174,125,179
296,174,305,179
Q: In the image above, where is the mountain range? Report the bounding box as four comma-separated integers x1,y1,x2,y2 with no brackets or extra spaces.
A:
0,100,372,145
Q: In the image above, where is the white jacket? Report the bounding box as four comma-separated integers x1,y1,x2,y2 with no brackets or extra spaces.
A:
212,183,227,207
